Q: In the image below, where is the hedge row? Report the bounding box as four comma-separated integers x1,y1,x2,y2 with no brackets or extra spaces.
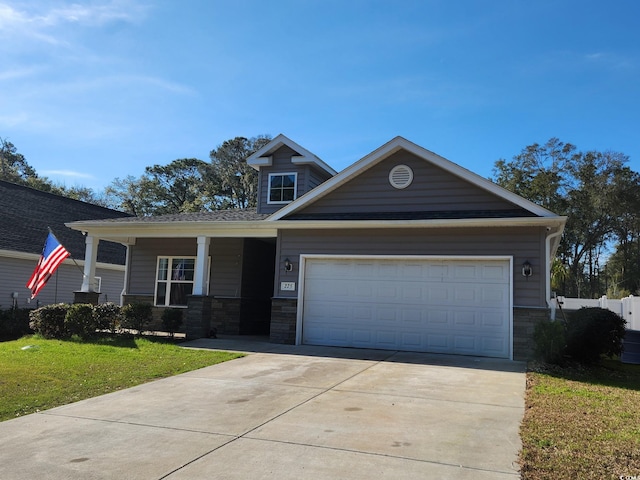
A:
0,308,33,340
534,307,627,365
27,303,183,340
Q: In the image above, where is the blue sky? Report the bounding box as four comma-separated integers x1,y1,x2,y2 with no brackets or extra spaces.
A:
1,0,638,191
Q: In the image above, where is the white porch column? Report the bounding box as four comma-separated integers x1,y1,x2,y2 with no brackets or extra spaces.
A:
193,236,210,296
81,235,99,292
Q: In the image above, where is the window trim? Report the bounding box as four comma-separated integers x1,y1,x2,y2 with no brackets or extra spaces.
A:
267,172,298,205
154,256,210,307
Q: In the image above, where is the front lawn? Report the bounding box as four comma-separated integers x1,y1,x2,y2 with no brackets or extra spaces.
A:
520,360,640,479
0,335,242,422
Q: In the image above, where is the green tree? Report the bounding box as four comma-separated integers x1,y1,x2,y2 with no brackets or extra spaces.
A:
143,158,211,214
1,137,106,206
208,135,271,209
104,158,210,217
0,137,39,184
103,175,155,216
493,139,639,298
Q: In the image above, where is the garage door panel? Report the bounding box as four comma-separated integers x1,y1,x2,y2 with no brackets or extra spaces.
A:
302,257,511,358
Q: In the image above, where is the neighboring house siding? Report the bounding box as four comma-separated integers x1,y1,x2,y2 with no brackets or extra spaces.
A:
127,237,244,298
0,255,124,308
275,226,547,307
296,151,523,215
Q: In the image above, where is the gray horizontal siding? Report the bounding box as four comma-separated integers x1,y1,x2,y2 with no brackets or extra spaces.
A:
297,150,521,215
257,146,321,215
275,226,546,307
128,238,197,295
127,237,244,298
0,256,124,308
308,164,333,189
210,238,244,297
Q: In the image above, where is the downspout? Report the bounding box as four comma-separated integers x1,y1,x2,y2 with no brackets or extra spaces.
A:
545,228,563,320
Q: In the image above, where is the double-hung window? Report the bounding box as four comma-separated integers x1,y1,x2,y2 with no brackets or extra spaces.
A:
155,257,196,307
268,173,297,204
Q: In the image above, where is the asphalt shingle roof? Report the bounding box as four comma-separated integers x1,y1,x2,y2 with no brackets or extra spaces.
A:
287,209,536,221
85,209,270,223
0,181,131,265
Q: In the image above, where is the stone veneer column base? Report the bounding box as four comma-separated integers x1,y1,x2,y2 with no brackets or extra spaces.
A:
73,291,100,305
186,295,212,340
210,298,242,335
270,298,297,344
513,307,551,361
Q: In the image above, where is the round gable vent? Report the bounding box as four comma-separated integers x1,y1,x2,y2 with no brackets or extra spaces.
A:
389,164,414,189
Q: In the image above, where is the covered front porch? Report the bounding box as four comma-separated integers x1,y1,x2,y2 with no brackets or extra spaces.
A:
68,213,280,339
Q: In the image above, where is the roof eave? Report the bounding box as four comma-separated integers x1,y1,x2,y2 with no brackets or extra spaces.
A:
271,216,568,230
67,216,567,241
65,220,279,241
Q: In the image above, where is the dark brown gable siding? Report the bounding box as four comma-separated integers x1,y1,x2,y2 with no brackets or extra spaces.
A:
294,150,523,216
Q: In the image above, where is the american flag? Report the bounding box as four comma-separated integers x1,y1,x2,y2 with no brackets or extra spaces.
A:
26,232,71,299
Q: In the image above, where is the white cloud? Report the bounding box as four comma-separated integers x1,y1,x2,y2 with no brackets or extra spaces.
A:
0,66,43,81
0,1,150,45
41,169,95,180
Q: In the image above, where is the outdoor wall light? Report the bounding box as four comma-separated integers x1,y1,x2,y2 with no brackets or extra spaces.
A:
284,258,293,272
522,261,533,277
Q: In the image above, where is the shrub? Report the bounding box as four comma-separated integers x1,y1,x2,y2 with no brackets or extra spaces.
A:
121,302,153,335
65,304,98,339
533,319,566,364
93,302,122,333
0,308,33,340
161,308,183,338
565,307,626,364
29,304,71,339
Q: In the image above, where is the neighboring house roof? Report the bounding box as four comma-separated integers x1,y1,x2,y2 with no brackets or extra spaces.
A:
0,180,131,265
247,134,338,176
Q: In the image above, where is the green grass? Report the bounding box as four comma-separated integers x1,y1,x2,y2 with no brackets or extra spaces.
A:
0,335,243,422
520,360,640,479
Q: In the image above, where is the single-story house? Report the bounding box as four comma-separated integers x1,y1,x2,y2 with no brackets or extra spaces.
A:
67,135,566,360
0,180,130,308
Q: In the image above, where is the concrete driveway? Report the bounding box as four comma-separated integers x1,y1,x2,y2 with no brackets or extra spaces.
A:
0,337,525,479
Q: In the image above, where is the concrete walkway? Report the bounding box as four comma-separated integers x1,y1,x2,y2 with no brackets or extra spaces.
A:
0,337,526,479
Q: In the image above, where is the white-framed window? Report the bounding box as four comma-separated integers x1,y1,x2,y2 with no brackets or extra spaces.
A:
268,172,297,204
155,256,200,307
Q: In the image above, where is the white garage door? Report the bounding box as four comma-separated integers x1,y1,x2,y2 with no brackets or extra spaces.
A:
301,257,511,358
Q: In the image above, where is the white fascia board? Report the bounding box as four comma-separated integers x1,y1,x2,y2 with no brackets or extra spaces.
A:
66,221,279,240
269,136,558,221
0,248,125,271
67,214,566,240
271,215,567,230
247,134,337,175
247,155,273,169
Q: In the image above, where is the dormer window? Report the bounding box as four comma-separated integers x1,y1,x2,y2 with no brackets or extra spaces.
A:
268,173,297,204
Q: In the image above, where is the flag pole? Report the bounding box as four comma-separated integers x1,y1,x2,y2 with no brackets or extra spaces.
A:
48,227,86,277
54,268,59,303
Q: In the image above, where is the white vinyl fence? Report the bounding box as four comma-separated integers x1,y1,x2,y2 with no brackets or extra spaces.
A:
555,295,640,331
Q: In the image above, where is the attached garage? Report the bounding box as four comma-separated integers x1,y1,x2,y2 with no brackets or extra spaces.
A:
298,256,512,359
